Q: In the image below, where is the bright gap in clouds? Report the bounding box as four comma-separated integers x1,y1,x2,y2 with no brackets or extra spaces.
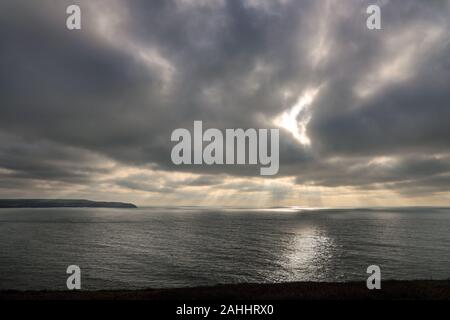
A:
274,88,320,145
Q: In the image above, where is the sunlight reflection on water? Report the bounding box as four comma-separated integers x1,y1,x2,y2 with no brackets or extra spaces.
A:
0,207,449,290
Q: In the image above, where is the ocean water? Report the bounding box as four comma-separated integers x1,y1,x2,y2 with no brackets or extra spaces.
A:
0,207,449,290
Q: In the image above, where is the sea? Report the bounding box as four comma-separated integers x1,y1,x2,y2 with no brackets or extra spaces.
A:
0,206,449,290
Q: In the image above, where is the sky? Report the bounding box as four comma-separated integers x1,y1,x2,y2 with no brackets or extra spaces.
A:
0,0,449,207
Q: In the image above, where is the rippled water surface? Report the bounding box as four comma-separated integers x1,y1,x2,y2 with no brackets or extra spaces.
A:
0,207,449,290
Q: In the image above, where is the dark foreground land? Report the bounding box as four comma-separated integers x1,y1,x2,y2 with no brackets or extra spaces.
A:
1,280,449,300
0,199,137,209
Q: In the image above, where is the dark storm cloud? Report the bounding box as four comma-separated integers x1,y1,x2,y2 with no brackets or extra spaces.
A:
183,175,224,187
385,174,450,197
0,133,112,184
114,173,223,193
0,0,449,198
115,179,174,194
294,155,450,188
309,28,450,156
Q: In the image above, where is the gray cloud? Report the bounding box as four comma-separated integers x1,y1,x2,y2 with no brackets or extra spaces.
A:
0,0,449,203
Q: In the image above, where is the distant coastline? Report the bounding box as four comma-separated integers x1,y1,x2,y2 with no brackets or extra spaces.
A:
0,199,137,209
